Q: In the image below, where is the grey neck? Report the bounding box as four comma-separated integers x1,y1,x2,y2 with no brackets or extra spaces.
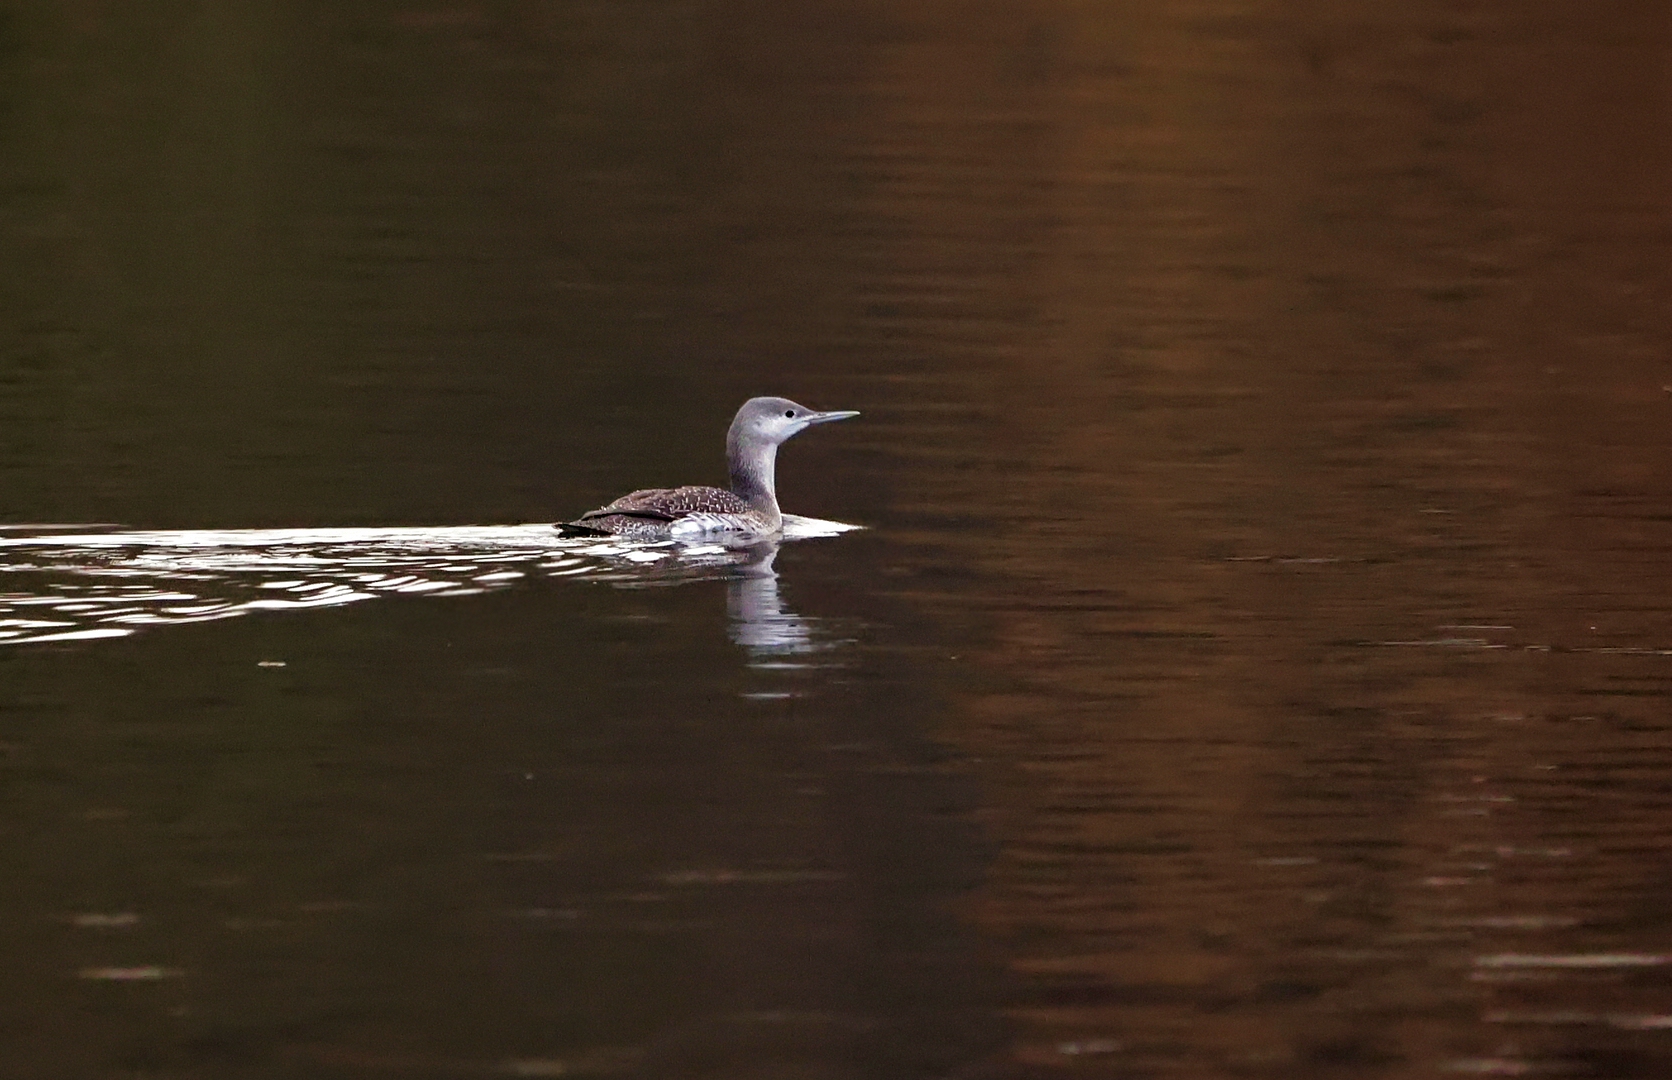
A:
727,428,781,521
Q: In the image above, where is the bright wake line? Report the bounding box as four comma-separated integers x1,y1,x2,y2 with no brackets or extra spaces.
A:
0,517,860,646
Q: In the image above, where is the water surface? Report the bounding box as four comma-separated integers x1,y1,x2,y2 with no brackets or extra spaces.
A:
3,2,1671,1077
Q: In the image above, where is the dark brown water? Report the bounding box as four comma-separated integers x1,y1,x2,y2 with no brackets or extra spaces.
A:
3,2,1671,1077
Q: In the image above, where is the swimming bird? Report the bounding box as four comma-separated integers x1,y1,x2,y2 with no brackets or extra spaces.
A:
559,396,859,539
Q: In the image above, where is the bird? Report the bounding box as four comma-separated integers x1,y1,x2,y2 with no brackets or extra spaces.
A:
558,396,859,540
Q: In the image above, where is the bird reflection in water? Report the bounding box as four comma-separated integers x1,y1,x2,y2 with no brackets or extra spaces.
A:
723,541,825,658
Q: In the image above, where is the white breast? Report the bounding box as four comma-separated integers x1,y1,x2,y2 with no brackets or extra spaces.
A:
668,513,759,537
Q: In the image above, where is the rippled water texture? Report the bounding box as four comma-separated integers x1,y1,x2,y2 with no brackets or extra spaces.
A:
3,2,1671,1078
0,520,855,650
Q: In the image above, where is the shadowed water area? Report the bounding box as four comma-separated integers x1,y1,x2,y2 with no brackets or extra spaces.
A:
3,2,1671,1077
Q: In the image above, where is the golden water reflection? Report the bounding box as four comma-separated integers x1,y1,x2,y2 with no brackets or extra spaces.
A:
841,1,1672,1074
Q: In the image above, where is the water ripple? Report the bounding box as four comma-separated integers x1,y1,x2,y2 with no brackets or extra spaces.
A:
0,518,857,648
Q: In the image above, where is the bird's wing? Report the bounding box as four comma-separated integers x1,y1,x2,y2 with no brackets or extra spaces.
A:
576,486,748,522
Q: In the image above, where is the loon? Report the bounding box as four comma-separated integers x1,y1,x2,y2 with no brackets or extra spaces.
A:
559,396,859,539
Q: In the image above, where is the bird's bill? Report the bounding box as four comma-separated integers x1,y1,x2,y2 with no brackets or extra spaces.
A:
805,409,860,425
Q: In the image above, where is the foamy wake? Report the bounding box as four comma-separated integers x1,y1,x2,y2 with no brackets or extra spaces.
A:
0,516,859,646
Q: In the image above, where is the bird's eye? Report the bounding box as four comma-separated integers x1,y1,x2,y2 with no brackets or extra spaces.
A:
784,409,797,418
